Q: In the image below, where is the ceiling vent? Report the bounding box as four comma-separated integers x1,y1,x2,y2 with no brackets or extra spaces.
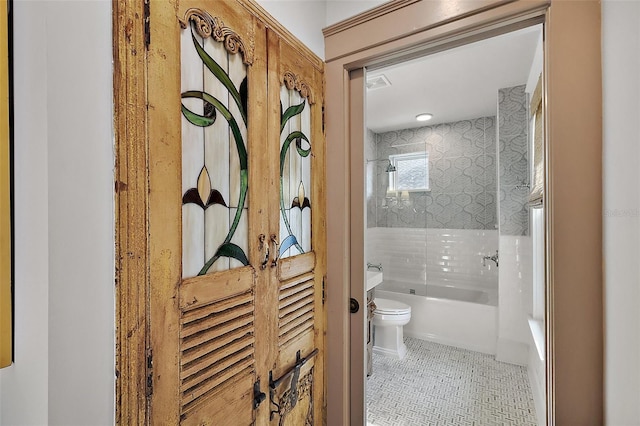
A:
366,74,391,90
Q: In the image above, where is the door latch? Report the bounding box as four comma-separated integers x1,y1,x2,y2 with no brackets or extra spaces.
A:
269,348,319,421
258,234,270,270
254,379,267,409
350,298,360,313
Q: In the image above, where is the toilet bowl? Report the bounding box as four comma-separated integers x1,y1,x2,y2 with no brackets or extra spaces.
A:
372,298,412,360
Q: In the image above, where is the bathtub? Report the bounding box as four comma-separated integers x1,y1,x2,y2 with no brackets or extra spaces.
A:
376,280,498,354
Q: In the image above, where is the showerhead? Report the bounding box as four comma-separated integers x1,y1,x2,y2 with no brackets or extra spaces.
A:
366,158,397,172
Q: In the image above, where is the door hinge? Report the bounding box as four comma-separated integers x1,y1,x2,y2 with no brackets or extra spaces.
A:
322,276,326,305
145,349,153,397
143,0,151,49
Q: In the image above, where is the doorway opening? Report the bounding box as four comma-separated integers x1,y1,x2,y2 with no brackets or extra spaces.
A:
325,2,603,424
363,24,545,425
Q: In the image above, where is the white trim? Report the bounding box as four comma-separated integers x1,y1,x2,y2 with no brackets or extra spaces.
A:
528,316,545,361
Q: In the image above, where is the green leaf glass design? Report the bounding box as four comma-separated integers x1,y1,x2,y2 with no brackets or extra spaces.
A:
181,27,249,275
279,96,312,258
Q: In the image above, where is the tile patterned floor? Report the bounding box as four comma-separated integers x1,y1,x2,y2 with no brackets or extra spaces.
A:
366,338,538,426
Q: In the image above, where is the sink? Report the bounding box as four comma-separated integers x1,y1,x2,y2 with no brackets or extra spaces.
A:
366,270,384,291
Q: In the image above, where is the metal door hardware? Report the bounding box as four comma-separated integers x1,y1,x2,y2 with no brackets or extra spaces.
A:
350,298,360,313
254,379,267,409
270,234,280,268
259,234,270,270
269,349,318,421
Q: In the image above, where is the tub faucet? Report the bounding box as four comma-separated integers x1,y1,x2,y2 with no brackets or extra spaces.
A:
482,250,499,267
367,262,383,272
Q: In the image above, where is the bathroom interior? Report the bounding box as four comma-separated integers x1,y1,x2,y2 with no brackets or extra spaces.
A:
364,25,546,426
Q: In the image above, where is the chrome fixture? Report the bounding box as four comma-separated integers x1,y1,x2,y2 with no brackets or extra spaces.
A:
367,262,383,272
482,250,499,267
366,158,396,173
382,189,412,210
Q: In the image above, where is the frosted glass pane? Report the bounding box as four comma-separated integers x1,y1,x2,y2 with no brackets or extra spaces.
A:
389,152,430,191
183,204,205,278
301,96,312,253
228,53,246,209
181,27,205,278
397,157,427,189
301,209,311,253
280,85,291,207
229,208,249,269
205,205,230,272
203,38,230,272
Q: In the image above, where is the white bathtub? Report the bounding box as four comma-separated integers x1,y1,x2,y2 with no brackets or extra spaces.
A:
376,280,498,355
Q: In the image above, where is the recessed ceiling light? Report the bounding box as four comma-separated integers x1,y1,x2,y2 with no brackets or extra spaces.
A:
416,113,433,122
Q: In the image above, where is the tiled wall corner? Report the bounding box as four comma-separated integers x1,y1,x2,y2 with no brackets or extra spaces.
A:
498,85,529,236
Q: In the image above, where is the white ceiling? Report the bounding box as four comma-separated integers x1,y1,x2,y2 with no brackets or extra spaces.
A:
365,25,542,133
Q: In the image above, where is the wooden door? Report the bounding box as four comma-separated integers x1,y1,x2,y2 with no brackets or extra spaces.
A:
142,1,325,425
265,29,325,426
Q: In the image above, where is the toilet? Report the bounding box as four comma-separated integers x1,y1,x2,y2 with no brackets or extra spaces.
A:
372,298,412,360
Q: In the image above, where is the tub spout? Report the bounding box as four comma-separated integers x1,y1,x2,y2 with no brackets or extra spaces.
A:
367,262,383,272
482,250,499,267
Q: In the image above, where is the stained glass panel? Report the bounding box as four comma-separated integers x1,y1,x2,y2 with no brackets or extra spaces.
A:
279,86,312,260
180,23,249,278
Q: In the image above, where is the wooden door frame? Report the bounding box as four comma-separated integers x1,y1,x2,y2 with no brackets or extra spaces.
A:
324,0,602,425
113,0,149,423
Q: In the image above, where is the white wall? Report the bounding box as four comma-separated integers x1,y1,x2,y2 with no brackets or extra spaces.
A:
0,1,115,425
45,2,114,423
0,2,50,424
325,0,387,26
257,0,327,58
257,0,388,59
602,1,640,424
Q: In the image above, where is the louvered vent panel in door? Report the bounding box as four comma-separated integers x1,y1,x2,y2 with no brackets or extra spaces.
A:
278,272,315,347
180,291,255,414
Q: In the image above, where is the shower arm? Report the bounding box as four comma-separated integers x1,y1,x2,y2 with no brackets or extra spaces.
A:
365,158,397,173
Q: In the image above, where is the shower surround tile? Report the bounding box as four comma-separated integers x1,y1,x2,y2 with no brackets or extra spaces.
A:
498,85,528,136
498,85,529,236
367,227,498,289
373,116,497,230
366,338,538,426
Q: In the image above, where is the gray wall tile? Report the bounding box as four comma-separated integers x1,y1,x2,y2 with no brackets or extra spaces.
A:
498,85,528,136
498,85,529,236
371,116,498,230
